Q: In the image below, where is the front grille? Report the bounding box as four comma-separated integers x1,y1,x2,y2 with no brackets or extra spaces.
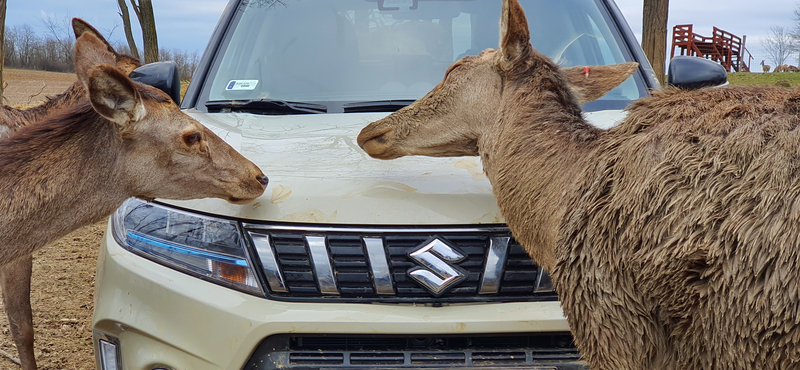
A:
243,224,556,303
244,334,586,369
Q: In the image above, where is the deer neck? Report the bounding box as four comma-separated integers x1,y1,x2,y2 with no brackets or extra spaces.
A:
0,103,129,264
479,77,601,271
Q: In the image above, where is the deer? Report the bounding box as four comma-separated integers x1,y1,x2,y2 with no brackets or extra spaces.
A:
0,18,143,369
358,0,800,368
0,31,267,370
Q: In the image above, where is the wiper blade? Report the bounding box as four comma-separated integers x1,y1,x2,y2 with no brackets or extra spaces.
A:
205,99,327,114
343,100,415,113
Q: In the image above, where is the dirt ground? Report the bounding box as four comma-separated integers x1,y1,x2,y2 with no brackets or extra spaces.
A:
0,69,100,369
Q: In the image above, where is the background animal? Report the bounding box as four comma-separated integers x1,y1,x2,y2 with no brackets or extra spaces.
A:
0,18,141,369
0,30,266,370
761,59,771,72
358,0,800,368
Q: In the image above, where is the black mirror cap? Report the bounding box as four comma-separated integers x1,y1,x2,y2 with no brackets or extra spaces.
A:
667,56,727,90
129,61,182,105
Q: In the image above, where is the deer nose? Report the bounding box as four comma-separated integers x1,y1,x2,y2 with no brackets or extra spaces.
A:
257,174,269,188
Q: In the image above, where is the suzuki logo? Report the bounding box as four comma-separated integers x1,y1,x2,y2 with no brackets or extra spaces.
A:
407,237,468,296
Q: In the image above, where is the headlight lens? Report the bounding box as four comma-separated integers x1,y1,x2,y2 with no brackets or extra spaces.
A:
111,198,263,295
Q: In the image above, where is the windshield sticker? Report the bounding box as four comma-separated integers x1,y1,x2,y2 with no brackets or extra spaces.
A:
226,80,259,91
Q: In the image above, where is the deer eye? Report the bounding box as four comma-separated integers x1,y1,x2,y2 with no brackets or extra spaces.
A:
183,131,202,146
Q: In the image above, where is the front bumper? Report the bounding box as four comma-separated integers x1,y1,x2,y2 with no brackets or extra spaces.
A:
92,222,580,369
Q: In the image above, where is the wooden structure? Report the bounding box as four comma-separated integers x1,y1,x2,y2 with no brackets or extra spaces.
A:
671,24,751,72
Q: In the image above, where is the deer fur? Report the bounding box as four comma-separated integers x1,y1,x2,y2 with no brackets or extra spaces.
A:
0,30,266,370
0,19,142,370
358,0,800,368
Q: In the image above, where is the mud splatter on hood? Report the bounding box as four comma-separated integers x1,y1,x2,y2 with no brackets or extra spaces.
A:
159,109,625,224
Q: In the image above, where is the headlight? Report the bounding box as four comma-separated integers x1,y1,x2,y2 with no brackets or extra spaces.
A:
111,198,263,295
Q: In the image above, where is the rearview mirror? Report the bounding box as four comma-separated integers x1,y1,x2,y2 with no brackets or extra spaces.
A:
667,56,727,90
129,61,182,105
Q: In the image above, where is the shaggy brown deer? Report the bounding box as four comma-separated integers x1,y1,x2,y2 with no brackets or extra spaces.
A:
0,32,266,370
0,18,142,369
358,0,800,369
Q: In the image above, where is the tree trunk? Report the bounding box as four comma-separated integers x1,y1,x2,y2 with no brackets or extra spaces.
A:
0,0,7,103
132,0,159,64
642,0,669,85
117,0,141,61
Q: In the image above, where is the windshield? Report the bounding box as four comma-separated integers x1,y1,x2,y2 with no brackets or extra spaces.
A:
201,0,648,113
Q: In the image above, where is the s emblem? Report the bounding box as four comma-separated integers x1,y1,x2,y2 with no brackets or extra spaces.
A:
407,237,468,296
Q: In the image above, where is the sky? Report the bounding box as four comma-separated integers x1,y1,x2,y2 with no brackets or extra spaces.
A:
5,0,800,68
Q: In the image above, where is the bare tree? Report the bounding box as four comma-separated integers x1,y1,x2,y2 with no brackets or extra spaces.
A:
126,0,159,63
117,0,141,61
641,0,669,85
764,26,797,67
39,14,75,69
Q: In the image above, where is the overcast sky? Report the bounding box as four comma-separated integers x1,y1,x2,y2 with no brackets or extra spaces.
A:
6,0,799,67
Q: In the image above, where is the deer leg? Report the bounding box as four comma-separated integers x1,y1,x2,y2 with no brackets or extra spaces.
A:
1,255,37,370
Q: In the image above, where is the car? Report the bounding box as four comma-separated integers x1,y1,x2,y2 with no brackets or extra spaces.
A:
91,0,677,369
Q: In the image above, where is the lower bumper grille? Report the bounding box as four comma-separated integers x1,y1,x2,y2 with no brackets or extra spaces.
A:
244,334,587,369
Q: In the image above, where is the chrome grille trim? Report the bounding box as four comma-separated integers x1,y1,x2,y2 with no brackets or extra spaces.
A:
306,236,339,295
363,237,394,295
242,223,511,234
242,224,557,302
479,236,510,294
250,232,288,293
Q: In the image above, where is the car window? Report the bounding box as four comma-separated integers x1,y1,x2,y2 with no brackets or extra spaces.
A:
203,0,647,112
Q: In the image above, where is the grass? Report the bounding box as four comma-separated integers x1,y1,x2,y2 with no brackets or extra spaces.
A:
727,72,800,87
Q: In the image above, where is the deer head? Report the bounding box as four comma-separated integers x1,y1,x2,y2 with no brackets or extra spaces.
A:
357,0,638,160
75,32,267,204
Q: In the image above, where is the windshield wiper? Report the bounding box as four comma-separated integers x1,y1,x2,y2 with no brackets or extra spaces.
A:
343,100,415,113
206,99,328,115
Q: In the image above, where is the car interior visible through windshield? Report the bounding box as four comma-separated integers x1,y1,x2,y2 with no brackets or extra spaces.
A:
204,0,648,113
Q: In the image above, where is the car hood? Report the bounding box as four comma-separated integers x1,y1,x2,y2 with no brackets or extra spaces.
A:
160,109,625,225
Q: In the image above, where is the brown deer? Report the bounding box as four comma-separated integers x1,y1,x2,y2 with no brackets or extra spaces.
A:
0,18,142,369
761,59,772,72
358,0,800,369
0,32,267,370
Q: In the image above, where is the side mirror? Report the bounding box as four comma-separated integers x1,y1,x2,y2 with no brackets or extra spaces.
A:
129,61,182,105
667,56,727,90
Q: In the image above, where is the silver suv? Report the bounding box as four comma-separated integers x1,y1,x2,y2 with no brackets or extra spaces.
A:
92,0,659,369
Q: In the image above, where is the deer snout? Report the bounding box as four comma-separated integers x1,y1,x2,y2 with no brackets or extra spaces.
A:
226,166,268,205
357,123,403,160
257,174,269,187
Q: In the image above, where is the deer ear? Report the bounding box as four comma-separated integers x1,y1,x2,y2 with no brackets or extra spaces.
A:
72,18,101,41
87,64,146,126
562,62,639,103
499,0,531,68
74,32,116,91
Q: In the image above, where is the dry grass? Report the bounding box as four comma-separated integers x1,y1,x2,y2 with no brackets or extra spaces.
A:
727,71,800,87
2,69,77,108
